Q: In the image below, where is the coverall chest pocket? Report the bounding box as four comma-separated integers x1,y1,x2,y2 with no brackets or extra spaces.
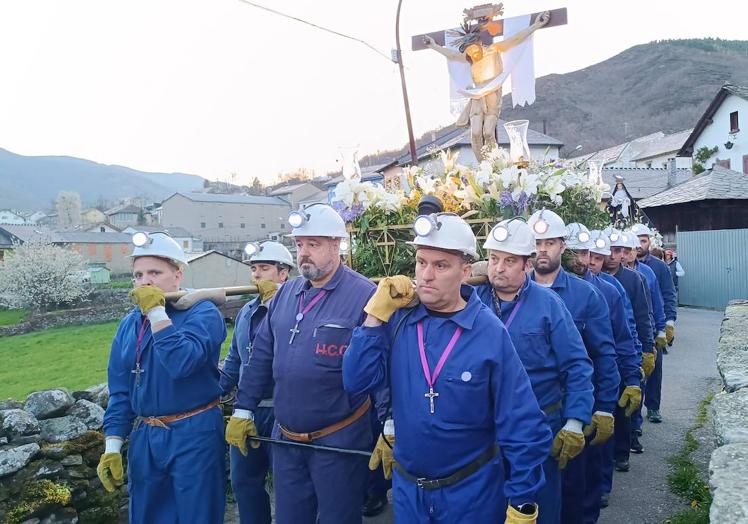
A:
312,320,354,368
439,370,489,426
516,331,549,370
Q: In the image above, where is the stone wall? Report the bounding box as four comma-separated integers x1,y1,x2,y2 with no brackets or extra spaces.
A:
0,291,131,337
709,300,748,522
0,385,128,524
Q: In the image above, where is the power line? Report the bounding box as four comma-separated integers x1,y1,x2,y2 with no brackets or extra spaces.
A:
236,0,393,63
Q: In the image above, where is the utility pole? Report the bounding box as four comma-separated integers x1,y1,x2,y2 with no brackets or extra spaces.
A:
394,0,418,166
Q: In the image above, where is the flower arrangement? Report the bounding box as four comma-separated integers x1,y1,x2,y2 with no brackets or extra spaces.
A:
331,126,611,277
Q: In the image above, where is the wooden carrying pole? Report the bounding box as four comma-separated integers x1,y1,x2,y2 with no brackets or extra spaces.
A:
163,276,489,302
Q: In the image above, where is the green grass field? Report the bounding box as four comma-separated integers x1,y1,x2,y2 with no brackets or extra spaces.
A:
0,323,234,401
0,309,29,327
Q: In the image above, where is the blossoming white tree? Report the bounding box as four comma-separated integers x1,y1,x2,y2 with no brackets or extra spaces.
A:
0,240,91,312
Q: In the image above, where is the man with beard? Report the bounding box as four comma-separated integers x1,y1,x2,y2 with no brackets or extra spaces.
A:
564,224,641,517
226,204,376,524
602,228,655,454
527,209,620,524
344,212,552,524
621,232,667,425
474,218,594,524
631,223,678,422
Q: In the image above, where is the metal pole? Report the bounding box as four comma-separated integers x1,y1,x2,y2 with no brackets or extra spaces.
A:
395,0,418,166
248,435,372,457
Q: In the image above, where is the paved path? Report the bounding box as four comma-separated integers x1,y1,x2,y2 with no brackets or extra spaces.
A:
228,307,724,523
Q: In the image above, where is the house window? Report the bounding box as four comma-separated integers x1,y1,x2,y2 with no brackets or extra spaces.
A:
218,222,224,228
261,223,266,229
182,240,189,248
100,226,105,232
730,111,739,133
200,222,206,229
280,223,285,229
240,223,245,229
716,158,731,169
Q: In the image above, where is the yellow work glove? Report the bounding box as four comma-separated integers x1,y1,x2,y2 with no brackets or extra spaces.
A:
583,412,615,446
618,385,642,417
225,416,260,456
642,350,656,378
255,280,278,303
666,323,675,345
172,288,226,310
505,504,538,523
129,285,166,315
655,331,667,350
369,433,395,480
96,453,124,492
364,275,415,322
551,421,585,470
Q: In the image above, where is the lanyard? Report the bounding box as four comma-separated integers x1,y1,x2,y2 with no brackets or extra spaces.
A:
416,320,463,414
132,318,150,386
297,289,327,320
493,291,525,330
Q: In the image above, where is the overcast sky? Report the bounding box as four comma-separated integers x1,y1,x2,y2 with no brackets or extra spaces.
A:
0,0,745,185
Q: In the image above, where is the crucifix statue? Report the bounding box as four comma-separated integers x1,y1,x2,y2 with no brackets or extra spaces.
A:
413,4,567,161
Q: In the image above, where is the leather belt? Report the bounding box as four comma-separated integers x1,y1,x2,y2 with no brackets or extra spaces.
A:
280,397,371,443
394,443,500,490
136,399,220,429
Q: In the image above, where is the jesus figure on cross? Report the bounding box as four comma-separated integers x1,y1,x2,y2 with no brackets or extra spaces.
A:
422,5,550,160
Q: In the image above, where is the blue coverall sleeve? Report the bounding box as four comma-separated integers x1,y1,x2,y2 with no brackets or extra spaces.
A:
494,328,553,504
548,303,594,424
650,277,666,332
220,325,242,394
632,276,655,352
619,286,643,357
151,303,227,379
583,291,620,413
608,292,640,387
342,324,390,395
103,321,136,439
235,298,277,411
654,260,678,321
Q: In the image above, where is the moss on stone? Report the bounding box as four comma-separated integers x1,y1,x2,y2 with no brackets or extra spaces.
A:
2,479,71,524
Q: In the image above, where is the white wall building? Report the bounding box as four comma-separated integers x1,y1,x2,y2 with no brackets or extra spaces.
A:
0,210,27,224
678,84,748,173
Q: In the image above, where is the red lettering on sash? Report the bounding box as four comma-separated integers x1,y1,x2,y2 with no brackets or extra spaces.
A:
314,343,349,357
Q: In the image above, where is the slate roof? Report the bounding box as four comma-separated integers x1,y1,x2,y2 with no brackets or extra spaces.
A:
602,167,692,200
165,192,289,206
0,224,58,243
629,129,693,161
55,232,133,244
638,165,748,208
105,204,141,215
123,225,194,237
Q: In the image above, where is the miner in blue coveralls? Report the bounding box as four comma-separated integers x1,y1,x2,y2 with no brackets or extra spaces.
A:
225,203,376,524
632,223,678,423
343,212,553,524
588,230,644,508
526,209,620,524
97,231,228,523
472,218,595,524
601,228,655,456
620,232,667,434
217,241,293,524
564,223,642,520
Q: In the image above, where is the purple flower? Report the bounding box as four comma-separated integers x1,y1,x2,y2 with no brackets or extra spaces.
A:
516,191,529,213
500,191,514,208
333,200,364,222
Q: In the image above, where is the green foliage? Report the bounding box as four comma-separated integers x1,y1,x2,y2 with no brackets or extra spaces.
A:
661,38,748,56
664,393,714,524
534,185,609,230
3,479,71,524
692,145,719,175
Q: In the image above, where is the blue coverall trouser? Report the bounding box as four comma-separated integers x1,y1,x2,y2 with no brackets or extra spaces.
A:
392,454,505,523
271,414,370,524
230,406,275,524
644,348,664,412
127,407,226,524
561,435,596,524
598,392,632,498
535,411,563,524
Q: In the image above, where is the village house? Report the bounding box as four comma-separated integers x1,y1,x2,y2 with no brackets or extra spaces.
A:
677,84,748,173
121,225,203,253
0,210,28,225
182,250,253,289
267,182,327,210
105,203,141,227
577,130,693,170
159,192,291,257
54,231,134,275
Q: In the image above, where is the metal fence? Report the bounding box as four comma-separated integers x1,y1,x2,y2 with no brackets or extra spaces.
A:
676,228,748,310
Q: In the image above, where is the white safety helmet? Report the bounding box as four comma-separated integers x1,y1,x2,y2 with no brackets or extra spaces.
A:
604,226,626,248
565,223,594,250
244,241,295,268
528,209,567,240
408,213,478,260
483,218,536,256
286,203,348,239
631,223,653,237
130,231,189,269
589,230,612,256
622,231,640,249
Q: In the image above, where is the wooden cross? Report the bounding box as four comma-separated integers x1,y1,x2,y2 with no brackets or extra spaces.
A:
410,7,567,51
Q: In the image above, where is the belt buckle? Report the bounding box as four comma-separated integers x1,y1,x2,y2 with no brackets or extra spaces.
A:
416,477,427,489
